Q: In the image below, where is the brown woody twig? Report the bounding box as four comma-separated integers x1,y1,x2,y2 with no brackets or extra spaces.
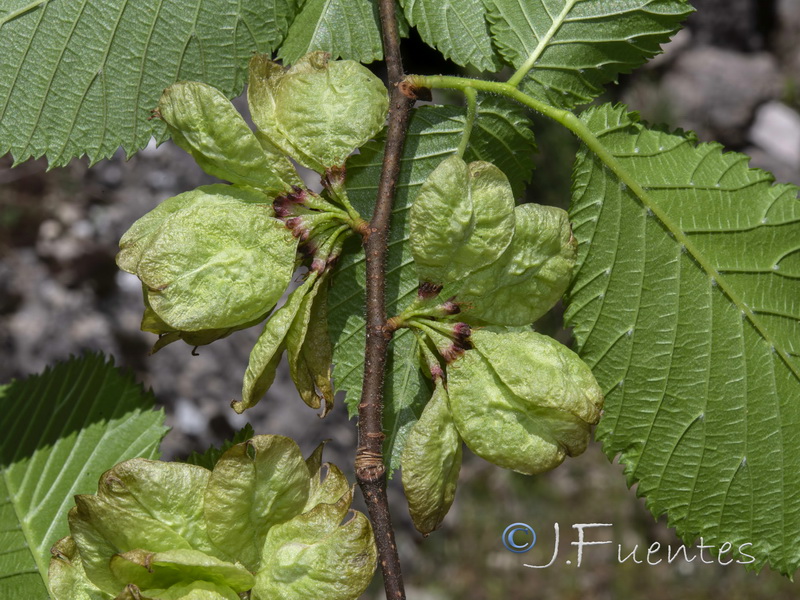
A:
353,1,414,599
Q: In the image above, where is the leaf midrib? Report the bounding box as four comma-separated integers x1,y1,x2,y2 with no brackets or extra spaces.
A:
507,0,581,87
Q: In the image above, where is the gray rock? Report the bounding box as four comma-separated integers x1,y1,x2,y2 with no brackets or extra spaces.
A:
5,249,120,377
657,47,781,146
749,101,800,169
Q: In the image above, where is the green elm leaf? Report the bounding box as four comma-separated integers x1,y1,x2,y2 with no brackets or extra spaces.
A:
277,0,384,64
566,103,800,574
236,274,319,414
0,0,300,166
254,503,376,600
447,330,603,475
455,202,576,325
248,52,388,173
68,460,216,595
0,354,166,600
204,436,310,571
108,549,254,594
287,279,335,415
117,185,298,332
157,82,299,195
410,156,515,287
400,0,501,72
401,383,462,535
485,0,692,108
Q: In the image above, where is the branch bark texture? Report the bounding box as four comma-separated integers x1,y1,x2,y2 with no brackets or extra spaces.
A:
354,1,413,599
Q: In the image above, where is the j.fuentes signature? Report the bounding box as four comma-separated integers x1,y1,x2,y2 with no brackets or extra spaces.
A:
502,523,756,567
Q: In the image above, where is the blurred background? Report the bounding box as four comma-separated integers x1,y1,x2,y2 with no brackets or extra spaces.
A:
1,0,799,597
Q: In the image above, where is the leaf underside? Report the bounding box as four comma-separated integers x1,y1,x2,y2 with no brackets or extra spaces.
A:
399,0,501,72
329,102,536,473
566,104,800,574
0,0,299,166
485,0,692,108
468,95,537,198
0,353,167,598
